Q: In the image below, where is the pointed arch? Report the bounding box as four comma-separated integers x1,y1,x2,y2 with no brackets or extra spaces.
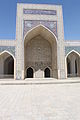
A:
24,24,57,44
0,50,16,79
66,50,80,78
66,50,80,59
0,50,15,60
24,24,58,79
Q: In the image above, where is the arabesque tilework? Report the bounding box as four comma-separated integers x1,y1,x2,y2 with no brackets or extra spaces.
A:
23,20,57,37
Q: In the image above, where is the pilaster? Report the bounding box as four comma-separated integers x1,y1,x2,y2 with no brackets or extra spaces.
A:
57,6,66,79
16,4,24,79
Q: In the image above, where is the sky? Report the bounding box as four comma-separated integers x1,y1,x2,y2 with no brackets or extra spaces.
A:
0,0,80,40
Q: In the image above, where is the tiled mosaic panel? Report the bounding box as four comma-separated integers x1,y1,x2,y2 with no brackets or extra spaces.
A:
65,46,80,56
0,46,15,56
23,9,57,15
24,20,57,37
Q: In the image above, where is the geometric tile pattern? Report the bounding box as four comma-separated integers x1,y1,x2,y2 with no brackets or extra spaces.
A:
0,46,15,56
23,20,57,37
65,46,80,56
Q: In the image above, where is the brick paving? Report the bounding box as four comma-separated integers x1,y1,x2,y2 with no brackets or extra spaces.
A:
0,81,80,120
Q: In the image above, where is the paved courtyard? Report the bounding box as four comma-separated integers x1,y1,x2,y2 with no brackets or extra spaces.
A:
0,80,80,120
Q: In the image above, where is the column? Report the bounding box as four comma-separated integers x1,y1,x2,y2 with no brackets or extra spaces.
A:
57,6,66,79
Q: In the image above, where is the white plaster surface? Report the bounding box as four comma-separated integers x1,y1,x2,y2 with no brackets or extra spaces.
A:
0,80,80,120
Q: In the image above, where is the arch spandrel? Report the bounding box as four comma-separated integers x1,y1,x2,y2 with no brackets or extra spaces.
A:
23,20,57,38
24,24,57,45
65,46,80,56
66,50,80,59
0,46,15,57
0,50,15,60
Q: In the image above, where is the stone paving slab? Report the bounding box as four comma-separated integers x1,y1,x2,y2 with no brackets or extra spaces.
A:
0,79,80,119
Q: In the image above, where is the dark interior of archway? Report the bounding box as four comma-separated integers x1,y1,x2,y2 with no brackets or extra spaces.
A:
67,58,71,76
26,67,33,78
75,60,77,75
4,56,14,78
44,68,50,78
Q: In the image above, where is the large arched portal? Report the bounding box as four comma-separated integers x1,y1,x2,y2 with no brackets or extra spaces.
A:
66,50,80,77
0,51,15,79
24,25,58,79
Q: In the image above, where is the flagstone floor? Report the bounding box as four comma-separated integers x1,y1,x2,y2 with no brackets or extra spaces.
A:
0,79,80,120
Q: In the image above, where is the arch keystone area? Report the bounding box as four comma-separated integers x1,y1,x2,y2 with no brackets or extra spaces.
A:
24,24,57,44
66,50,80,59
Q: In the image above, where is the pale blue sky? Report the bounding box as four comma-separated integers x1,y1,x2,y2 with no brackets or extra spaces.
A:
0,0,80,40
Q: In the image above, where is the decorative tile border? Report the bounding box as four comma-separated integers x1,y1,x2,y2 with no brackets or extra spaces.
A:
0,46,15,57
23,9,57,15
65,46,80,56
23,20,57,37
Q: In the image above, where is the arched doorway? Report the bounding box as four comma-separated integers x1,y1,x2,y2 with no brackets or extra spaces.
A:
4,56,14,77
26,67,33,78
24,25,58,79
66,50,80,77
44,68,50,78
0,51,15,79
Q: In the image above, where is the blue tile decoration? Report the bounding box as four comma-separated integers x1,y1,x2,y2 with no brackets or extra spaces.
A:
23,9,57,15
65,46,80,56
0,46,15,57
23,20,57,37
